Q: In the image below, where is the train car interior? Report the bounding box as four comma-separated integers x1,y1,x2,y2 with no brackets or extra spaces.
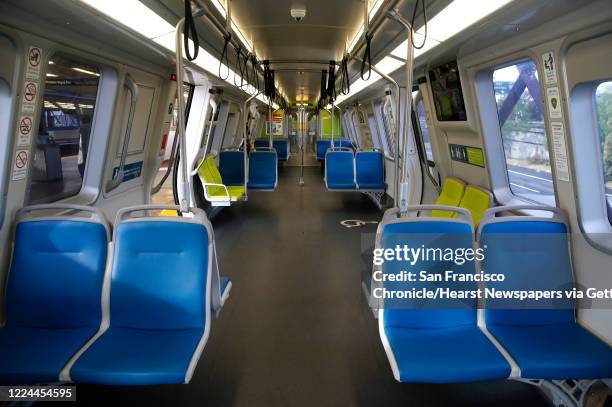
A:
0,0,611,405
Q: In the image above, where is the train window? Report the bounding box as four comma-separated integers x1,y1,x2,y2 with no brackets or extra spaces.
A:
381,101,396,159
492,60,554,204
367,110,382,150
26,54,100,204
417,101,433,162
595,81,612,221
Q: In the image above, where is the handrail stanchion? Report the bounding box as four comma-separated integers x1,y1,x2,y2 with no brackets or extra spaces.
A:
387,9,416,215
299,90,305,185
243,91,261,200
268,98,273,148
348,54,400,210
174,8,207,212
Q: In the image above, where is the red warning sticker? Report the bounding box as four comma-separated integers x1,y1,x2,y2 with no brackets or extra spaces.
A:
21,81,38,113
26,46,42,79
12,149,29,180
17,115,34,147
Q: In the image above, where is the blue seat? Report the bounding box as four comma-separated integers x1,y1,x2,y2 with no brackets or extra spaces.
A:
218,150,245,186
325,150,356,190
273,140,289,161
355,150,386,190
70,206,228,385
248,150,278,190
478,206,612,380
317,139,353,161
378,206,511,383
0,205,108,384
316,140,331,161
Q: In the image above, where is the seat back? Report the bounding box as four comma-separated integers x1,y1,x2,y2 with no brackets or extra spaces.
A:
355,150,385,189
478,206,574,327
6,205,108,328
316,140,332,160
254,139,270,149
198,156,223,185
432,178,465,217
325,150,356,189
273,140,289,161
455,185,492,225
219,150,245,186
197,155,226,197
248,150,278,189
379,208,477,330
110,207,211,330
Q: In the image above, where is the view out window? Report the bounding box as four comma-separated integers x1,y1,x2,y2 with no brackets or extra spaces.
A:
595,81,612,220
27,54,100,204
381,101,396,158
492,60,554,203
417,101,433,162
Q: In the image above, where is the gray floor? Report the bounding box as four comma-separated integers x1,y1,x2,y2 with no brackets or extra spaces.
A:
69,166,547,406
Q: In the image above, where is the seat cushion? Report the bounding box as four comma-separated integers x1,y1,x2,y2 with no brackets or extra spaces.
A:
0,326,98,384
70,327,204,385
206,185,244,201
489,323,612,379
385,325,511,382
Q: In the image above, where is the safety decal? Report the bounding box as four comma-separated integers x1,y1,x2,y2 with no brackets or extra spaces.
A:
21,81,38,113
17,115,34,147
546,87,563,120
12,45,43,182
12,149,29,181
541,51,558,85
551,122,570,182
26,46,42,79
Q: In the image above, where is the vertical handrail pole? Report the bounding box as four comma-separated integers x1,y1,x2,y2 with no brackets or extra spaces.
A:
243,91,260,200
387,10,415,214
268,98,273,148
331,100,335,147
349,54,400,209
175,17,189,212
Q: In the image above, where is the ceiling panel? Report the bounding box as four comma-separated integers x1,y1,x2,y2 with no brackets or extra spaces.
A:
230,0,366,103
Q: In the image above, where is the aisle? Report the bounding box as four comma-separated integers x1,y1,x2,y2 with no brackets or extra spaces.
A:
71,167,545,407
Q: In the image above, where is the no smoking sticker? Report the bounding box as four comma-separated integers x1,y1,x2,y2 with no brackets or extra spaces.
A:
21,81,38,113
17,115,34,147
12,149,29,181
26,46,42,79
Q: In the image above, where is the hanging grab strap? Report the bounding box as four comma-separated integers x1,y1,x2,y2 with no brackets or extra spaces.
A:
327,61,336,103
340,57,350,95
183,0,199,61
219,33,231,80
360,32,372,81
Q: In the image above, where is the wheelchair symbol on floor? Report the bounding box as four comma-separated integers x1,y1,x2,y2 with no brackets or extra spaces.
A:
340,219,379,228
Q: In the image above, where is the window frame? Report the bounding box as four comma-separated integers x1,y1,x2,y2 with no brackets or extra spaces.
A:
569,79,612,250
476,56,557,207
594,81,612,223
27,51,112,205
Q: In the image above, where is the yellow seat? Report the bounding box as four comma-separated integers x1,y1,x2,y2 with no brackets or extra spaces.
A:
454,185,493,225
197,156,245,204
432,177,466,218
